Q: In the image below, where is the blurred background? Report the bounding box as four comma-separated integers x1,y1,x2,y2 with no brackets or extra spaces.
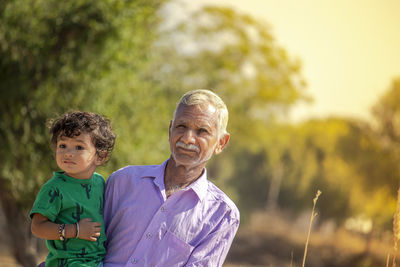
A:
1,0,400,266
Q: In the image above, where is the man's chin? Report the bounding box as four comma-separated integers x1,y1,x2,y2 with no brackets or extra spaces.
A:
171,154,199,167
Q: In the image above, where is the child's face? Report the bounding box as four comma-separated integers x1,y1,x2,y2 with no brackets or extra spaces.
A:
56,133,103,179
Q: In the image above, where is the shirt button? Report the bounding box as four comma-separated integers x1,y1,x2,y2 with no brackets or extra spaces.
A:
161,207,165,212
131,258,137,264
146,232,152,238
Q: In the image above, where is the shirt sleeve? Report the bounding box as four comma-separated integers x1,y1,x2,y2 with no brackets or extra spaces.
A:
184,210,240,267
30,183,62,222
103,173,115,231
104,171,121,237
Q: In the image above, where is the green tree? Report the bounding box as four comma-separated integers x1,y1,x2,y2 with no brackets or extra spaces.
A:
270,119,355,223
155,6,309,130
372,78,400,152
343,77,400,229
332,78,400,232
0,1,164,265
269,99,400,233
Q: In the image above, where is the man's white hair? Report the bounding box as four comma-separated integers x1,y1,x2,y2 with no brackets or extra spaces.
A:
173,89,229,138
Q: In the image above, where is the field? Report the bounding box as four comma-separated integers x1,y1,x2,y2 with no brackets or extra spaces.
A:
224,210,391,267
0,210,393,267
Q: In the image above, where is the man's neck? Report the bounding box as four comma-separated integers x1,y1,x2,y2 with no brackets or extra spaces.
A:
164,157,205,197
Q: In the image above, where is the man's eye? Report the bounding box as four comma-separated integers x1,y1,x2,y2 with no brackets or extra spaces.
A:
176,124,186,129
198,128,209,134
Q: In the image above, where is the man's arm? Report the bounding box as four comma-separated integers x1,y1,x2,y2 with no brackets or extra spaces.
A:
185,214,239,267
103,171,119,233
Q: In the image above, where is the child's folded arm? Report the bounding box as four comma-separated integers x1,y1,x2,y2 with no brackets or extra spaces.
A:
31,213,77,240
31,213,101,242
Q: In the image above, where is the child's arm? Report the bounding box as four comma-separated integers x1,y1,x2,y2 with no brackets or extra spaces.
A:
31,213,101,242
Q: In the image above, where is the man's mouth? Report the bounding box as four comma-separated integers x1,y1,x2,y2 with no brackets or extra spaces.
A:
176,141,200,153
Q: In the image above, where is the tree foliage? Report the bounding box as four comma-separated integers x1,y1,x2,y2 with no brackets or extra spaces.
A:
156,6,309,131
372,78,400,144
0,0,165,265
0,0,165,205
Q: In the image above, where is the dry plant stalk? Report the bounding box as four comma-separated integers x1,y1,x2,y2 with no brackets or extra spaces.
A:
301,190,322,267
388,252,391,267
290,250,294,267
392,188,400,267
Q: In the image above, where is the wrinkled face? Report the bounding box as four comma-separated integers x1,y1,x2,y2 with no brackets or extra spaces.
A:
55,133,102,179
169,103,225,169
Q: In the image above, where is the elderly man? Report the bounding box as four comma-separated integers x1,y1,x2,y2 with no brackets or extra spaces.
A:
103,89,240,266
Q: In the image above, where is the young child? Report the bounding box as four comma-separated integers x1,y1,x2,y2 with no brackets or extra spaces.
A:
30,111,116,267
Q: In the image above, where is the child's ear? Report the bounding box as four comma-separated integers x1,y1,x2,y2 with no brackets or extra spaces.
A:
96,152,108,165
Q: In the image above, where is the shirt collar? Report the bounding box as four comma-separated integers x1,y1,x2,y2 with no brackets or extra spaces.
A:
140,159,208,201
140,160,168,191
186,168,208,202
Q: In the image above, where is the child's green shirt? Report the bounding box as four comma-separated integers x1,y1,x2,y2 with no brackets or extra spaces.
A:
30,171,106,267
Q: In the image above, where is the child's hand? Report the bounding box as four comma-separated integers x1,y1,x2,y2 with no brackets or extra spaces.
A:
78,218,101,242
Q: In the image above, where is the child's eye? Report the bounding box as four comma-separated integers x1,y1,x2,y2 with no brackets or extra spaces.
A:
58,144,66,149
76,145,84,150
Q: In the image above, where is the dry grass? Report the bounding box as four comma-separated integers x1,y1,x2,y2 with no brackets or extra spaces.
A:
228,208,393,267
391,188,400,267
302,190,321,267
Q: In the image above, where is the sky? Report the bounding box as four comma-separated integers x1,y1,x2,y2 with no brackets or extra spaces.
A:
179,0,400,122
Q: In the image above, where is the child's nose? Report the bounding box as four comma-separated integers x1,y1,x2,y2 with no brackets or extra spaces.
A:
64,149,74,157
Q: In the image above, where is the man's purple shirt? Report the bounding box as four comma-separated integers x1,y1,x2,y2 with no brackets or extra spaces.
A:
103,160,240,267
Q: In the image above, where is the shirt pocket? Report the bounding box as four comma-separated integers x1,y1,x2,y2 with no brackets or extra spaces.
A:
150,229,194,267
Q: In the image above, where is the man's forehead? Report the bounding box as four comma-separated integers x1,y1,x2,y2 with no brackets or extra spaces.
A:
175,104,217,125
175,117,214,127
177,103,216,114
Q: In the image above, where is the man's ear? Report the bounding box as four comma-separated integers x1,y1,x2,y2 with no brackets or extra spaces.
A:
168,120,172,139
214,133,230,155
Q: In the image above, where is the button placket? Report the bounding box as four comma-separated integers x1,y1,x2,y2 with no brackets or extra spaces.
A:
129,200,169,264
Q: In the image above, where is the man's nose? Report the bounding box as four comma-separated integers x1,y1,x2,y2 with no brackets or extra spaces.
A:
181,129,196,143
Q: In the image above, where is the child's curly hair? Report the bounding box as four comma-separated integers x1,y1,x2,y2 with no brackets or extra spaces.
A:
49,111,116,163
